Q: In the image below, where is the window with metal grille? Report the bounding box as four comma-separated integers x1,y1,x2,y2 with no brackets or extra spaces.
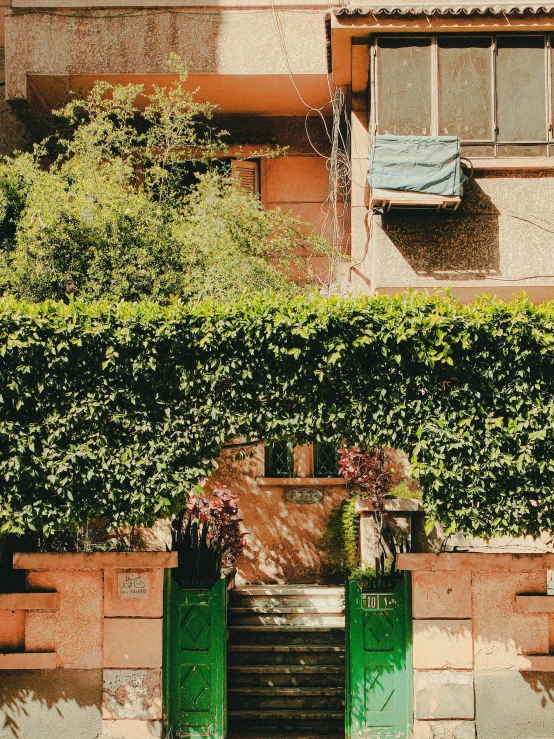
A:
231,160,261,195
372,34,554,158
313,443,340,478
264,442,294,477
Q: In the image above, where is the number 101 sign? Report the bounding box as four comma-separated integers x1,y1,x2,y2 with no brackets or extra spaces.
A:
361,593,396,611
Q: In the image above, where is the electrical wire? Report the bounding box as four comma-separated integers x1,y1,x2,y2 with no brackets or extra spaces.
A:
267,0,351,292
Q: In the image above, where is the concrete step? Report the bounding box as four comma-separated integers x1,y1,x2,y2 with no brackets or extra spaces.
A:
230,606,343,615
228,710,344,720
231,595,344,611
229,665,344,674
228,687,344,696
232,586,344,596
229,613,345,627
228,673,345,689
228,695,345,711
228,625,345,647
228,686,344,711
228,645,344,666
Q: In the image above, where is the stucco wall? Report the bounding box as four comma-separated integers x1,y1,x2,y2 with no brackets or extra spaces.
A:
350,106,554,301
0,669,103,739
5,7,328,100
211,445,349,584
404,554,554,739
0,554,174,739
371,174,554,299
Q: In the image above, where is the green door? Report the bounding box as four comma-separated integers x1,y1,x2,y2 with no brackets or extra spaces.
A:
164,575,227,738
345,576,412,739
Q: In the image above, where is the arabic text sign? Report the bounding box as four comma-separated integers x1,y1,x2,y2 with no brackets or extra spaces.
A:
361,592,396,611
117,572,149,599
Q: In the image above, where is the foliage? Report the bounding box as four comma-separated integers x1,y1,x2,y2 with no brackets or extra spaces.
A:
388,480,421,500
171,482,245,587
2,292,554,540
341,495,361,573
338,447,393,503
0,63,335,303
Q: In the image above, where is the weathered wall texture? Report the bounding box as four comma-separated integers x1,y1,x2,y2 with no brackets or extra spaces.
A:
5,8,327,100
0,555,173,739
372,174,554,299
0,669,103,739
409,557,554,739
0,47,32,154
351,107,554,301
212,445,349,584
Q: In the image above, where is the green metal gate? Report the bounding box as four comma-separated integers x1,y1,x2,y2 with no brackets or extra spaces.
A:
164,575,227,739
345,575,412,739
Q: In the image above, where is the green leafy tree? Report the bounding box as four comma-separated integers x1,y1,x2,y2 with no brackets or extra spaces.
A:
0,59,336,303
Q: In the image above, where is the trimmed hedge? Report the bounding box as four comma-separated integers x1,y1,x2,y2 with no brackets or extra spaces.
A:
1,293,554,539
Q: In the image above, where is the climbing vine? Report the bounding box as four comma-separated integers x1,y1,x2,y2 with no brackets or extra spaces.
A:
1,292,554,540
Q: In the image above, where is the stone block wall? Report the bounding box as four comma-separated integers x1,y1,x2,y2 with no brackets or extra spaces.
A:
399,553,554,739
0,552,176,739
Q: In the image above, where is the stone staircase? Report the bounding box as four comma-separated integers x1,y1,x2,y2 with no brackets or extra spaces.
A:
227,585,345,736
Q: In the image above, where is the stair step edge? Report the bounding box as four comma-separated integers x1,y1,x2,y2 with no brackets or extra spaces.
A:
230,608,344,614
228,687,344,695
228,665,344,673
229,625,344,631
228,710,344,719
228,645,345,652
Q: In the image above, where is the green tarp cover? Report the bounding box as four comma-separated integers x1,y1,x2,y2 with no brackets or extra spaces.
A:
368,135,465,197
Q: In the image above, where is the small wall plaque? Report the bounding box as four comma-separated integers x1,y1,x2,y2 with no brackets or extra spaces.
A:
117,572,149,599
362,593,396,611
285,488,323,504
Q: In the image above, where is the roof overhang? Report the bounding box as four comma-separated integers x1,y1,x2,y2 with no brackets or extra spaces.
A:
327,3,554,85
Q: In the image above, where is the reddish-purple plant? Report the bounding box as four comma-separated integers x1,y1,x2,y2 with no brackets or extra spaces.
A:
338,447,391,506
171,481,246,587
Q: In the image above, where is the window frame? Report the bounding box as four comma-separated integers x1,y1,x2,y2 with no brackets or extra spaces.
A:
370,33,554,158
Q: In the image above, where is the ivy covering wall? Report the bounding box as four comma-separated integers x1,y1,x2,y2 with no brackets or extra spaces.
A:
1,293,553,540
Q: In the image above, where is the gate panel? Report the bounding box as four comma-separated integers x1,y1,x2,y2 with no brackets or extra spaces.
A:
164,575,227,738
346,576,412,739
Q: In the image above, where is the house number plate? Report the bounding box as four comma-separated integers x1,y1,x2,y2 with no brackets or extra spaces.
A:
362,593,396,611
285,488,323,504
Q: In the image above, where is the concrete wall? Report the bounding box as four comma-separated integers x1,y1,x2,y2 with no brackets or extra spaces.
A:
0,553,174,739
350,82,554,303
211,444,349,584
402,553,554,739
0,669,103,739
4,7,328,101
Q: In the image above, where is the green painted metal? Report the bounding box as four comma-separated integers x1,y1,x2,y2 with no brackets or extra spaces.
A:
164,574,227,738
345,575,412,739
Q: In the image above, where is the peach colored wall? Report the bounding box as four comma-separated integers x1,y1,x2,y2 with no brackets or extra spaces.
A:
0,553,175,739
402,554,554,739
211,444,349,584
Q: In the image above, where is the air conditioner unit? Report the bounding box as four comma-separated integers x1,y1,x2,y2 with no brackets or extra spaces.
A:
368,135,467,213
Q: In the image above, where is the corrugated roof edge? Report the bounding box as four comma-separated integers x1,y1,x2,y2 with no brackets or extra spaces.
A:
332,3,554,16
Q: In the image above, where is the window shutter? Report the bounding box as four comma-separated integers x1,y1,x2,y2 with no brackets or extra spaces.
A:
231,160,260,195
